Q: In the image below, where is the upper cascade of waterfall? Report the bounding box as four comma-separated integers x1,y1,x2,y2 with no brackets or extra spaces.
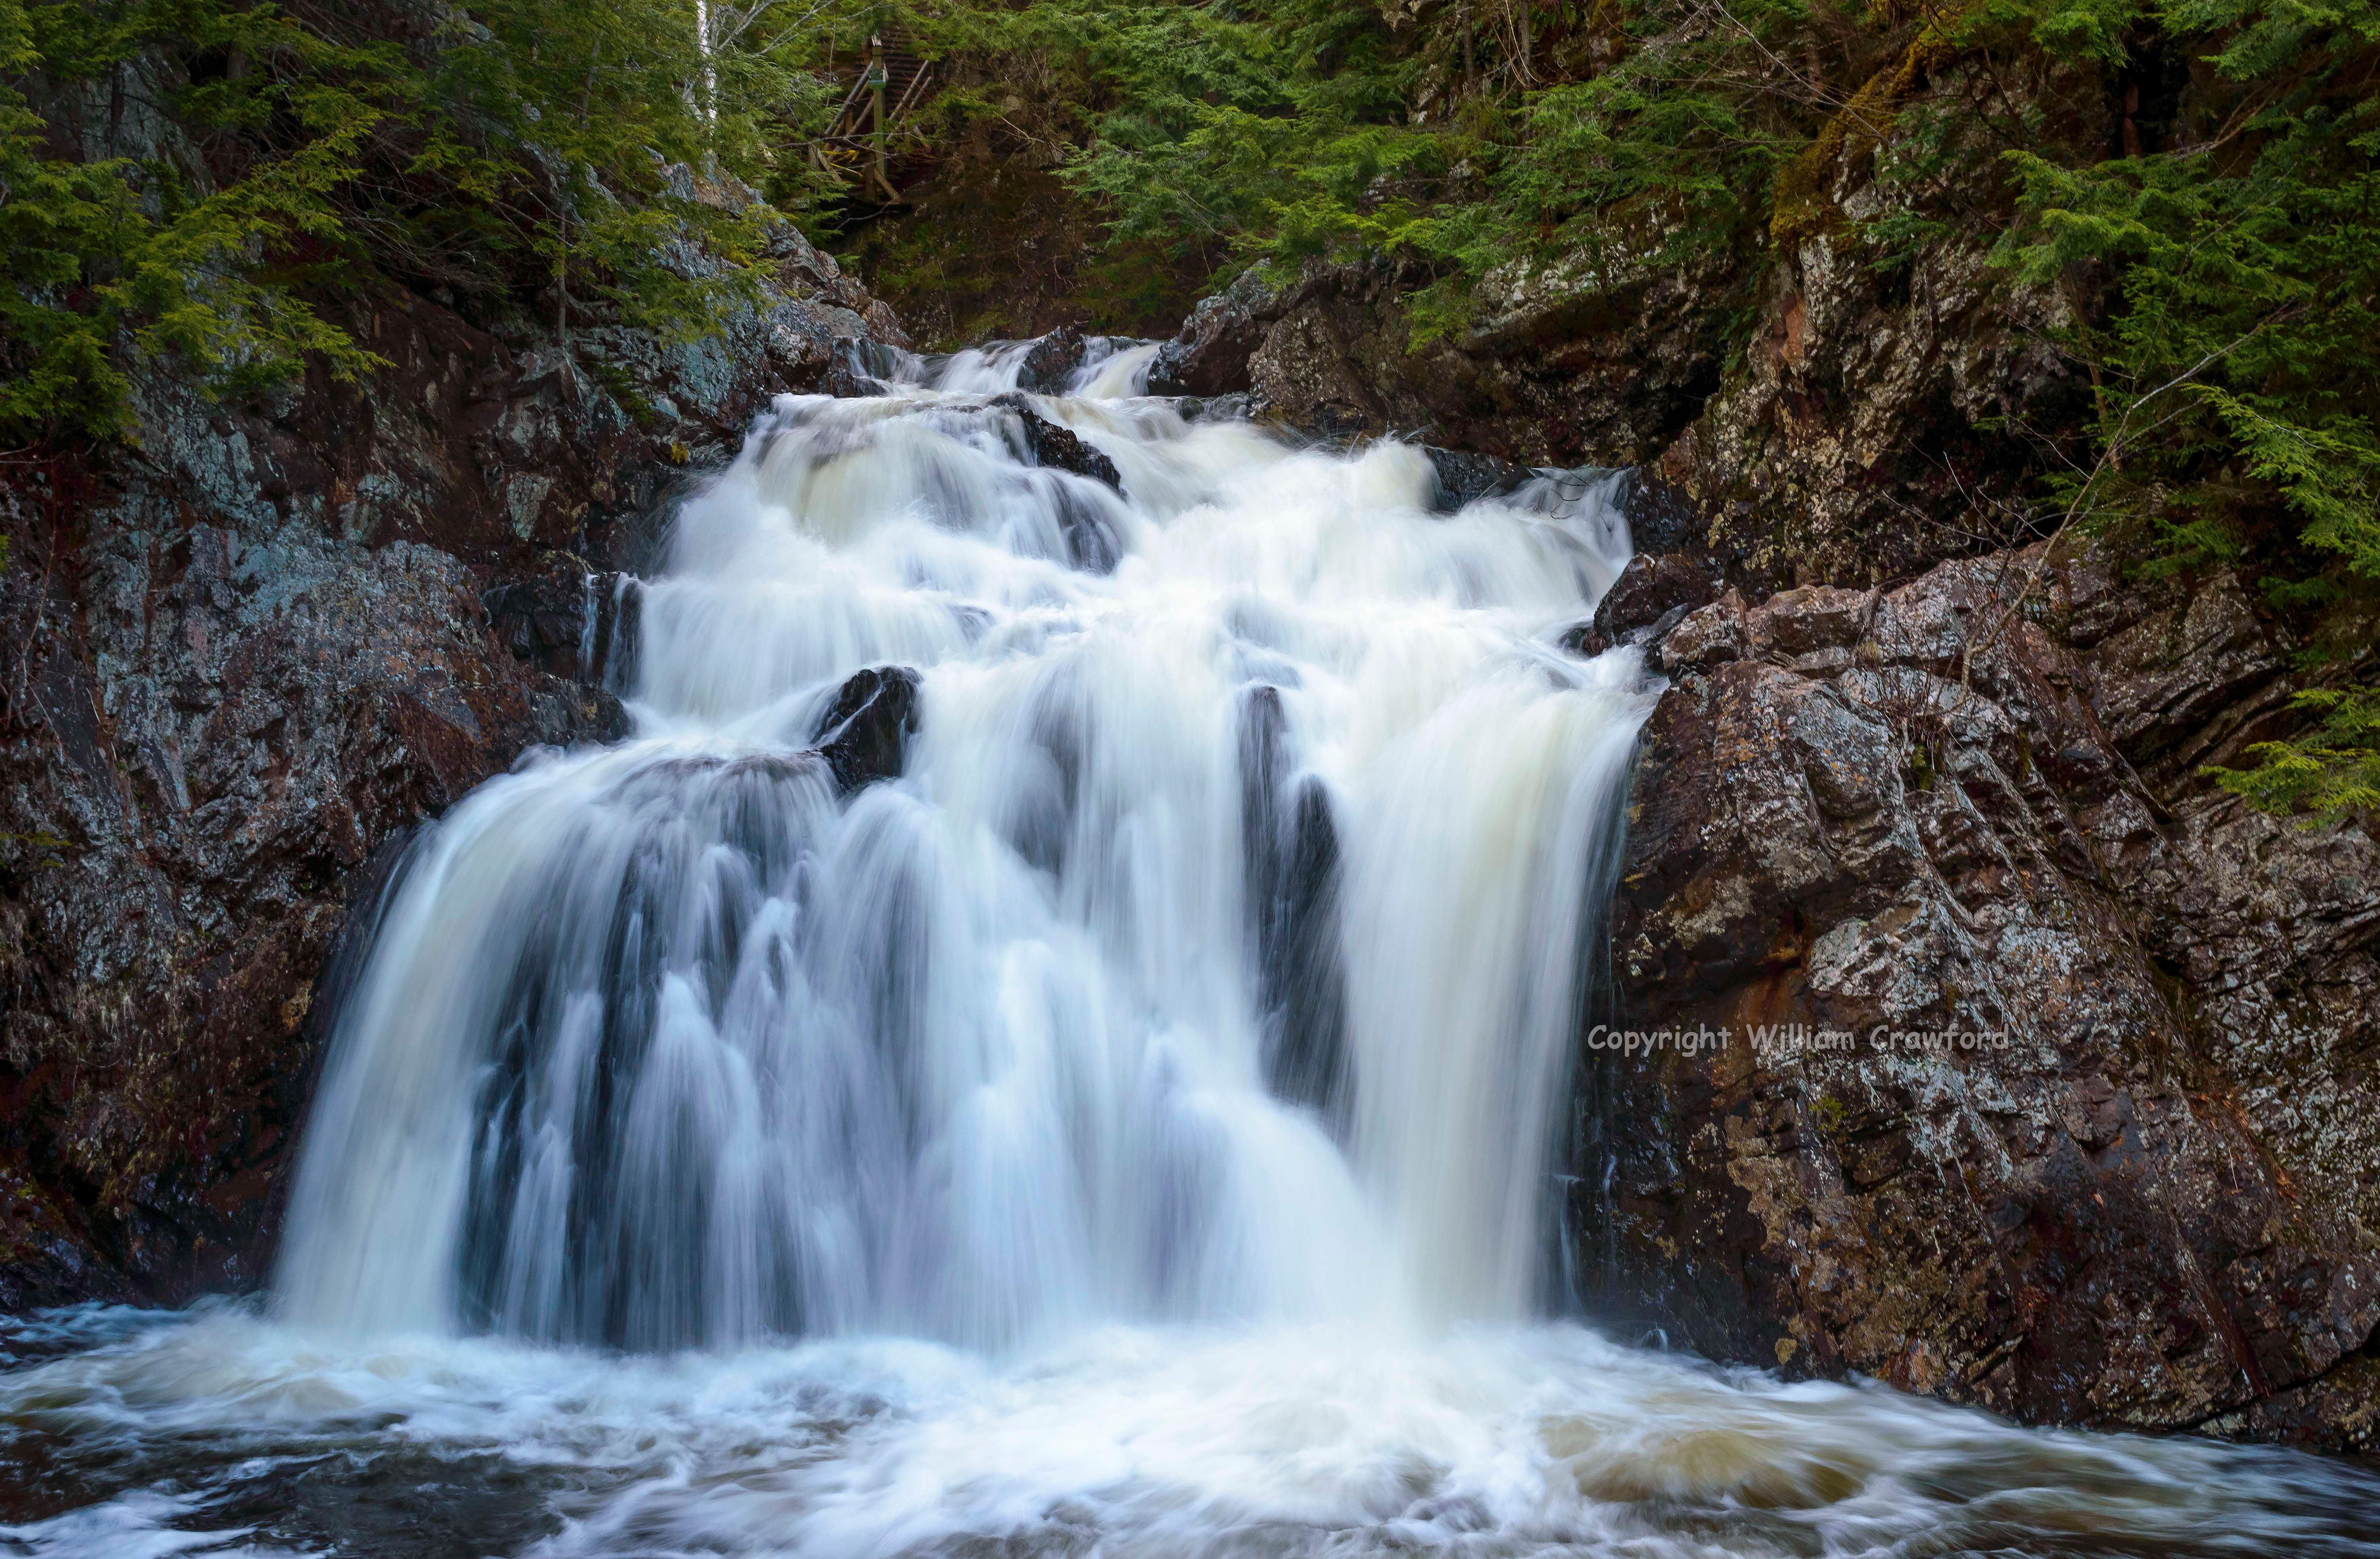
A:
276,330,1652,1352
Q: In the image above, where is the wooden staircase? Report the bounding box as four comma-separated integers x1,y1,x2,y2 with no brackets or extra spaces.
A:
812,32,933,203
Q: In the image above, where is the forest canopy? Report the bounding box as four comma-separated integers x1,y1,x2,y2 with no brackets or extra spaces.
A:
0,0,857,444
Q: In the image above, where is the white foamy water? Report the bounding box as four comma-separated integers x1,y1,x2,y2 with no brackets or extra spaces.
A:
4,351,2376,1557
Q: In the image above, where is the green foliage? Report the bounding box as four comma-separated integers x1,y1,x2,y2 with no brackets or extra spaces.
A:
945,0,1887,335
2,0,394,440
1,0,850,447
2209,687,2380,823
930,0,2380,821
1998,0,2380,820
13,0,2371,818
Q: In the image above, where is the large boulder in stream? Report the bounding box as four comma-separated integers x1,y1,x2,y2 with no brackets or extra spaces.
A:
1146,272,1279,398
1015,326,1088,394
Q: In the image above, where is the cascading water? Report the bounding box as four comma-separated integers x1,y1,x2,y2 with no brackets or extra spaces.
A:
277,358,1646,1352
3,349,2378,1559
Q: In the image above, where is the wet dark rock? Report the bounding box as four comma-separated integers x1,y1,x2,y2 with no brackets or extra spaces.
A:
1425,448,1533,513
1577,541,2380,1462
1239,686,1351,1127
812,667,923,793
484,554,641,694
819,337,917,398
1051,486,1123,576
1561,622,1615,658
819,358,887,398
1614,467,1703,558
1565,554,1714,657
992,395,1123,492
1016,326,1088,394
1175,393,1255,424
1147,273,1280,397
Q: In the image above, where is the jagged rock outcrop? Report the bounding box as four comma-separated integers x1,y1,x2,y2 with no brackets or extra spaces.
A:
0,242,910,1309
1147,273,1279,399
1169,176,2079,594
1643,225,2083,594
1574,540,2380,1461
1142,251,1735,462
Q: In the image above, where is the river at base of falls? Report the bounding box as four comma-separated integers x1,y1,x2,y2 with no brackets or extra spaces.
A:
4,1302,2378,1558
4,344,2377,1558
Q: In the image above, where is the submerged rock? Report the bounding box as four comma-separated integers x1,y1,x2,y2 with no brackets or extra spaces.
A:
1175,393,1255,424
1425,447,1533,513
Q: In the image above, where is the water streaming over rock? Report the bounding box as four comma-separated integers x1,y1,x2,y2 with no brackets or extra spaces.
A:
4,349,2378,1559
277,351,1645,1351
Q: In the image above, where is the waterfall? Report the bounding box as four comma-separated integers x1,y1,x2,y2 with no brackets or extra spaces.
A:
11,341,2380,1559
274,361,1650,1351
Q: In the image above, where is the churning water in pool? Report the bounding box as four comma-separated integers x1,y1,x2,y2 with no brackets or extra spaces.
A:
4,345,2375,1557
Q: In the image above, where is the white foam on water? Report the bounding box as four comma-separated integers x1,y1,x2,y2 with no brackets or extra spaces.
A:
5,1307,2372,1557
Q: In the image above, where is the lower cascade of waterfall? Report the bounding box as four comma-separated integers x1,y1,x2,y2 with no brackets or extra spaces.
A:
3,345,2376,1558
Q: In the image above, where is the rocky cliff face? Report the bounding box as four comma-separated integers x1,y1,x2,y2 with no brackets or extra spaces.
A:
0,225,909,1310
1576,544,2378,1460
1155,198,2079,594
